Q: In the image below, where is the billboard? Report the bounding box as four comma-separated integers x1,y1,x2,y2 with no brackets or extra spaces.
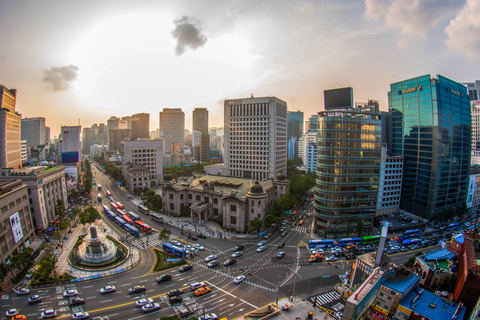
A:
61,151,79,164
324,87,353,110
9,212,24,243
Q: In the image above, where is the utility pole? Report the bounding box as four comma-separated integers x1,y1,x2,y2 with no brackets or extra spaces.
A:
291,246,301,301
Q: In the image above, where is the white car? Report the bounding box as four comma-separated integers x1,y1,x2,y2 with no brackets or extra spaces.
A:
63,289,79,297
257,245,267,252
141,303,161,313
193,244,204,251
100,285,116,294
72,312,89,319
232,251,243,258
15,288,30,295
233,275,246,284
257,240,267,246
41,309,57,318
6,309,18,317
189,282,206,291
199,313,218,320
205,255,217,262
171,240,182,246
136,298,154,307
325,256,338,262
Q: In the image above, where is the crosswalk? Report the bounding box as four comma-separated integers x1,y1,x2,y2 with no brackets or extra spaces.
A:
128,234,162,249
309,291,342,307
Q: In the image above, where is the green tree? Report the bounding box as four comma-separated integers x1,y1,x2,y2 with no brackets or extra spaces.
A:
80,206,101,226
142,190,162,212
158,229,170,244
249,217,263,233
356,220,364,236
11,248,34,271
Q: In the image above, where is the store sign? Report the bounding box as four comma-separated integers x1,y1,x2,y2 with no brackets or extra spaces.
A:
397,305,412,316
372,305,389,316
446,87,464,97
472,100,480,107
398,86,422,95
10,212,24,243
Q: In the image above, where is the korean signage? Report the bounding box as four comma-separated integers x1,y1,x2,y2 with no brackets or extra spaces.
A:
10,212,24,243
372,305,389,316
398,86,422,95
472,100,480,108
397,304,412,316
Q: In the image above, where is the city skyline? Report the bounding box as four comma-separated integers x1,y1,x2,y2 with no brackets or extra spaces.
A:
1,0,479,137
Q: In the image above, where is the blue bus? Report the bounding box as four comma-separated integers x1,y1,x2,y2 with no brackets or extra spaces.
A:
403,229,421,239
126,211,140,221
402,238,421,246
338,237,362,247
447,223,460,231
114,216,126,227
124,224,140,237
308,239,335,248
162,242,187,257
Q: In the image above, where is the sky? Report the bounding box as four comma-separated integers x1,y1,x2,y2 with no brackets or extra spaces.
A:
1,0,480,138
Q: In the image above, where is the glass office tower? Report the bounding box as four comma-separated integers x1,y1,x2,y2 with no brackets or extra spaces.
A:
389,74,471,219
314,106,382,238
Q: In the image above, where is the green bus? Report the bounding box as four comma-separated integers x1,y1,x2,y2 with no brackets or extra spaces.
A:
361,235,381,245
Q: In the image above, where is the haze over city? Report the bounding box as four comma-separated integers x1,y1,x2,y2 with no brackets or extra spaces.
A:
1,0,480,137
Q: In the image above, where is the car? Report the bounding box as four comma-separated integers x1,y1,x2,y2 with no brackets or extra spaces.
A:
193,244,204,250
136,298,154,307
167,289,184,297
280,227,285,232
258,240,267,246
325,256,338,262
312,248,324,254
257,245,267,252
387,249,398,254
234,245,244,251
178,306,193,317
28,294,42,304
400,246,409,252
128,285,146,295
198,233,207,239
99,285,116,294
15,288,30,295
281,231,287,237
205,255,217,262
69,298,85,306
189,282,206,291
171,240,182,246
11,316,26,320
63,289,78,297
282,220,288,225
91,317,109,320
299,220,305,225
184,244,194,250
232,251,243,258
156,274,172,283
6,309,18,317
199,313,218,320
179,265,193,272
194,286,211,296
207,260,219,268
169,296,183,304
72,312,89,319
277,251,285,258
41,309,57,318
224,259,236,266
278,242,285,248
264,233,272,239
233,275,246,284
141,303,161,313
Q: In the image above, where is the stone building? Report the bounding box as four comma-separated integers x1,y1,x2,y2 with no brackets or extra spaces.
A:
122,162,150,194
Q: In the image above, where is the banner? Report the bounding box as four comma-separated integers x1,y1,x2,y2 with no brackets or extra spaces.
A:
10,212,23,243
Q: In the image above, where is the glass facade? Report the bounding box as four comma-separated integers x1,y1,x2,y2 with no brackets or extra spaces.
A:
314,108,382,237
389,74,471,219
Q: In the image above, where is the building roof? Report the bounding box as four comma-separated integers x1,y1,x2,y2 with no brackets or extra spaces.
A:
125,163,149,173
423,248,455,261
463,233,480,272
399,287,466,320
382,268,419,295
452,234,464,244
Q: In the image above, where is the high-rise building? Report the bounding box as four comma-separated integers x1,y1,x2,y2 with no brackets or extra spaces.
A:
21,117,46,150
224,96,287,181
123,140,163,186
314,105,382,237
107,116,128,146
305,114,320,133
463,80,480,160
131,113,149,140
193,108,209,162
305,142,317,173
298,131,317,164
288,137,297,159
159,108,185,154
287,111,303,160
389,74,471,219
45,126,50,143
0,85,21,169
58,126,81,164
109,128,132,152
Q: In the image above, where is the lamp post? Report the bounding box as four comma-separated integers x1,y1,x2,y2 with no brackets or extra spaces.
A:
290,247,301,302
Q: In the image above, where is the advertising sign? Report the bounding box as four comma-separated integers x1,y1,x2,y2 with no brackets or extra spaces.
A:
10,212,24,243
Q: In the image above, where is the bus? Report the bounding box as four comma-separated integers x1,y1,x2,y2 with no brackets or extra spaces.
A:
126,211,140,221
103,205,110,214
105,209,116,220
97,193,102,202
116,202,124,210
338,237,362,247
121,213,134,225
308,239,335,249
134,220,153,233
98,184,102,191
105,190,112,197
402,238,421,246
124,224,140,237
151,213,164,223
162,243,187,257
447,223,460,231
114,216,126,228
138,205,150,215
110,202,119,211
361,235,381,245
403,229,422,238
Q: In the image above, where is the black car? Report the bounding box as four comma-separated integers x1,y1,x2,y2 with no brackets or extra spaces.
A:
69,297,85,306
234,245,244,251
187,234,197,240
179,265,193,273
169,296,183,304
167,289,184,297
224,259,236,266
198,234,207,239
156,274,172,283
278,242,285,248
128,285,146,295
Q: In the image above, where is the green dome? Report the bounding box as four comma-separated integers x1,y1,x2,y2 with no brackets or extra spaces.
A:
277,172,286,181
250,181,264,194
163,172,173,182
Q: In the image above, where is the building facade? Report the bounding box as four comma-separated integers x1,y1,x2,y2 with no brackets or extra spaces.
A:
298,131,318,165
122,162,150,194
0,85,21,169
58,125,82,163
21,117,46,150
159,108,185,154
376,146,404,216
193,108,209,163
389,74,471,219
305,142,317,173
224,96,287,181
131,113,150,140
122,140,163,186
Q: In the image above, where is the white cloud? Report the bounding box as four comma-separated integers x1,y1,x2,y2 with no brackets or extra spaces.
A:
294,1,315,14
445,0,480,58
364,0,387,20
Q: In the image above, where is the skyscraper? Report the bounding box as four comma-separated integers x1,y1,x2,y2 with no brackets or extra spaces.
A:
159,108,185,154
0,85,21,169
463,80,480,159
287,111,303,160
224,96,287,181
21,117,46,150
389,74,471,219
58,125,81,163
193,108,209,162
131,113,149,140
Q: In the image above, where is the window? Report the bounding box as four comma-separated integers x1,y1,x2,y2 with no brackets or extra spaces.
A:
189,194,192,199
231,205,236,212
196,195,201,201
180,194,183,200
214,198,218,204
170,203,174,210
230,216,236,224
169,194,173,199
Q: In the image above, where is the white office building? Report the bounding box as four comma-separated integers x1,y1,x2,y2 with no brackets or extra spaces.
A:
123,140,163,186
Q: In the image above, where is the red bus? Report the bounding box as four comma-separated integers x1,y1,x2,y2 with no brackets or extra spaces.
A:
110,202,119,211
134,221,153,233
116,202,124,210
106,190,112,197
121,213,133,225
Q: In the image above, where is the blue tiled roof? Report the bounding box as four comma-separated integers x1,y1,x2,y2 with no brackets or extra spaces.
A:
452,234,464,244
382,270,419,295
423,248,455,261
399,287,466,320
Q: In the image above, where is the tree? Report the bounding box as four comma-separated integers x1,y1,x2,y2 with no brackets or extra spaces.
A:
80,206,101,226
158,229,170,244
356,220,364,236
142,190,162,212
11,248,34,271
249,217,263,233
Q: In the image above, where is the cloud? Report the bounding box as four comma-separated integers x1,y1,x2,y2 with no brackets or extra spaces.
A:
171,16,208,56
445,0,480,58
43,64,79,91
294,1,315,14
364,0,387,20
